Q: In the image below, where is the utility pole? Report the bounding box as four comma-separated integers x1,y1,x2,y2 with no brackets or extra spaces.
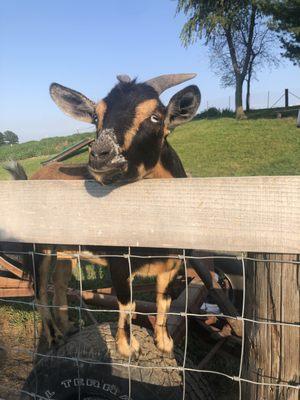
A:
285,89,289,108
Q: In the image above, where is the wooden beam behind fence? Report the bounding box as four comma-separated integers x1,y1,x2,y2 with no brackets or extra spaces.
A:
0,177,299,253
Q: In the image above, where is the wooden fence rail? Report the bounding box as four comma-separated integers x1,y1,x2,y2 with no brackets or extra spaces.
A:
0,176,299,399
0,176,299,253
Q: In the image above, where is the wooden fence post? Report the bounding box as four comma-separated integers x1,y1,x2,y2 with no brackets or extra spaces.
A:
242,253,299,399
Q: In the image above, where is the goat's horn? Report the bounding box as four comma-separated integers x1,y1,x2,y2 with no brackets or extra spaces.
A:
145,73,197,95
117,74,131,83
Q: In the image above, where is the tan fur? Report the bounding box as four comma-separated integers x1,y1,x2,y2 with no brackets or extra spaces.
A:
163,125,170,137
155,265,181,353
116,301,140,357
52,259,74,333
35,249,64,346
123,99,158,150
56,249,108,267
138,161,174,180
30,163,89,180
132,259,180,279
95,100,107,130
145,162,173,179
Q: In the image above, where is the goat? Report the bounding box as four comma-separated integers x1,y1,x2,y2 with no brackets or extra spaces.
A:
6,73,201,357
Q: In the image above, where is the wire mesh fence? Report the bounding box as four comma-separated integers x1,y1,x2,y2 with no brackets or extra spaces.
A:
202,88,300,111
0,244,299,400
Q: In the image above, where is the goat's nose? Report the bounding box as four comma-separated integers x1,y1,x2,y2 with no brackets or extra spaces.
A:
89,135,120,171
90,140,114,159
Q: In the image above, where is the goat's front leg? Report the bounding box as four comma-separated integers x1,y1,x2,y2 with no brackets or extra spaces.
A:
155,260,181,354
52,258,77,335
35,250,64,346
110,262,140,358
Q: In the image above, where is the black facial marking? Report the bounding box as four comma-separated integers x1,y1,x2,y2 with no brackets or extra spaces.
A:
125,116,164,170
102,81,160,146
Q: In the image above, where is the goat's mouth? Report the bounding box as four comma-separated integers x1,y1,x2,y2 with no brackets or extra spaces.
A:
88,164,128,185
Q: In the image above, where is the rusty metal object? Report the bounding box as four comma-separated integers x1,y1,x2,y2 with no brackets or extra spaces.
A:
168,277,208,343
41,137,94,165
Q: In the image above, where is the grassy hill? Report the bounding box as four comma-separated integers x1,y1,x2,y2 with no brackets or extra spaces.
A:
0,117,299,180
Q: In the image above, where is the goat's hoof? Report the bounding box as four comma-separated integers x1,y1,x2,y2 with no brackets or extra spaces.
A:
155,333,174,355
44,320,65,348
52,330,67,347
130,334,141,358
116,334,140,359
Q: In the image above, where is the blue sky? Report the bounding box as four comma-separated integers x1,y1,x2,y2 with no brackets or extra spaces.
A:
0,0,299,142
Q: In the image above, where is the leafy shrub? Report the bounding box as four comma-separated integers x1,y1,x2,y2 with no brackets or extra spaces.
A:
221,108,235,118
204,107,221,118
195,107,235,119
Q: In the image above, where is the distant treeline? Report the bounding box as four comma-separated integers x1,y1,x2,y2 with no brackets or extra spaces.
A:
195,105,299,120
0,131,19,145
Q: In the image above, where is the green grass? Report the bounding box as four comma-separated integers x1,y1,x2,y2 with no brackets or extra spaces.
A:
0,131,92,163
170,117,300,176
0,117,299,180
0,302,39,327
0,149,90,180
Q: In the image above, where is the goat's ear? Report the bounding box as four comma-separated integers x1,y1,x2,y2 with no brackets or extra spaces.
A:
50,83,96,123
165,85,200,128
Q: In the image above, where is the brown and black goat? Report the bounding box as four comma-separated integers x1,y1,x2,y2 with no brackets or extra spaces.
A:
6,73,201,357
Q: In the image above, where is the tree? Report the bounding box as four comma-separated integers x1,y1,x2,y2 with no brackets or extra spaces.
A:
209,15,280,111
176,0,278,118
245,24,280,111
260,0,300,66
3,130,19,145
0,132,5,146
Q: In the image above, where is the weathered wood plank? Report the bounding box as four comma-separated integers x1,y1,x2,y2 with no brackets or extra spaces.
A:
0,256,25,279
242,253,300,399
0,288,34,297
0,177,299,253
0,277,31,288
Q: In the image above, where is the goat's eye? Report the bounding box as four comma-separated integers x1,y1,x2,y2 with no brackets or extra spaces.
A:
150,114,160,123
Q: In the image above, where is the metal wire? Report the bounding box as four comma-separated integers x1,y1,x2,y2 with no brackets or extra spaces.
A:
238,255,246,399
77,245,83,400
127,247,133,400
182,250,189,400
0,246,299,400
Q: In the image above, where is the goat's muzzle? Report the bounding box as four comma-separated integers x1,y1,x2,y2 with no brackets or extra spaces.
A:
88,129,127,184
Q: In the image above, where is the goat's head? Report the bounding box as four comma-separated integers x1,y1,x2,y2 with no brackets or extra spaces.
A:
50,74,200,184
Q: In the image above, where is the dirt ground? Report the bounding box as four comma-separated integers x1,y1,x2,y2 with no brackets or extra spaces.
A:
0,264,239,399
0,315,38,399
0,306,239,400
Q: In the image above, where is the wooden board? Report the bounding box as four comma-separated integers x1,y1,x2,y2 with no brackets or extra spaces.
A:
0,177,299,253
0,277,31,288
0,256,25,279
